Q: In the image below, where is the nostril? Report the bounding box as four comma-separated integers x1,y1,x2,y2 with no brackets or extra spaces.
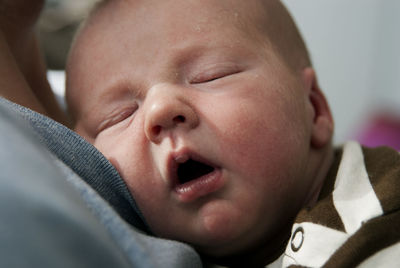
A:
150,115,186,138
152,125,162,136
173,115,186,123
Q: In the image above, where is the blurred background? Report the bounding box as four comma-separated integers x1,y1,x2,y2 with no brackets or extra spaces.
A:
282,0,400,149
39,0,400,149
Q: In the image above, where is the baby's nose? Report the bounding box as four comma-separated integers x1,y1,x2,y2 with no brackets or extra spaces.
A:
144,83,199,143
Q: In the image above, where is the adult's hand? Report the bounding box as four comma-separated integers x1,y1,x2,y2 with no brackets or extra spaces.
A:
0,0,70,127
0,0,44,34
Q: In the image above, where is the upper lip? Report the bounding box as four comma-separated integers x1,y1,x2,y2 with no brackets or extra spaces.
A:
166,148,217,187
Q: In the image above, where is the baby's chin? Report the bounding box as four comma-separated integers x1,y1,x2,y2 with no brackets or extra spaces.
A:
192,211,290,267
186,200,266,257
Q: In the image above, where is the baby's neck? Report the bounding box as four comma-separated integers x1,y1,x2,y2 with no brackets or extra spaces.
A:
303,143,335,208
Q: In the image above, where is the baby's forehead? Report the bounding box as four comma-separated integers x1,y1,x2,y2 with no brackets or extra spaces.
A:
81,0,283,65
89,0,274,30
68,0,299,93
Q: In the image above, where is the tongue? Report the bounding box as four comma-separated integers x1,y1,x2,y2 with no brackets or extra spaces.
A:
177,159,214,184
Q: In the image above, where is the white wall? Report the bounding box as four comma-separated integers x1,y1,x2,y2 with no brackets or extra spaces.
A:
282,0,400,144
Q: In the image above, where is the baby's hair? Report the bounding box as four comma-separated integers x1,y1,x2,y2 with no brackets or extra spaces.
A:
259,0,312,72
83,0,311,73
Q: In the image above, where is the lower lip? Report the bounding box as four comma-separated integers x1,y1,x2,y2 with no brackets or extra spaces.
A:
174,169,225,202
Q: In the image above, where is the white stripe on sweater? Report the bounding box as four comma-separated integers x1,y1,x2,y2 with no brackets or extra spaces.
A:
333,141,383,235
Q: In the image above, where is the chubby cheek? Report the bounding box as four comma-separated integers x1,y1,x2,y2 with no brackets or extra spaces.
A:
196,98,309,248
210,100,291,174
94,127,165,208
205,86,310,214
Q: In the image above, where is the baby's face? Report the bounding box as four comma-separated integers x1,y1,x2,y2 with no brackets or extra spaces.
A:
68,0,315,257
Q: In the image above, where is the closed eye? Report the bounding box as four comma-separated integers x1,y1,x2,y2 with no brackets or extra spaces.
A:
97,105,138,133
190,68,241,84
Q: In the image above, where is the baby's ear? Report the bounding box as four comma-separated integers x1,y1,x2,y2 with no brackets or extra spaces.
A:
302,68,334,148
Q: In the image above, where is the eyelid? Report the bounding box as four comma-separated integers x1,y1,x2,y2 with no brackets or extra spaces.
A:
190,64,242,84
97,105,138,133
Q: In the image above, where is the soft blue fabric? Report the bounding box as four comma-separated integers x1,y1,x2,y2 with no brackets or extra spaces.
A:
0,98,202,268
0,100,132,267
4,98,149,232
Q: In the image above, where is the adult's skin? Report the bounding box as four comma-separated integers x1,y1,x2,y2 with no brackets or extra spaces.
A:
0,0,70,126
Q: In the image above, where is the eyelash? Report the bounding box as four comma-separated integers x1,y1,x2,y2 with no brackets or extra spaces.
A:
190,69,240,84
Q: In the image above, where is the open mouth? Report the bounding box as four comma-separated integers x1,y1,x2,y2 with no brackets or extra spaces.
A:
176,159,215,185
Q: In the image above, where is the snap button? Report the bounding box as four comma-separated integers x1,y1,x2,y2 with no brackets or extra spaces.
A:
291,226,304,252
